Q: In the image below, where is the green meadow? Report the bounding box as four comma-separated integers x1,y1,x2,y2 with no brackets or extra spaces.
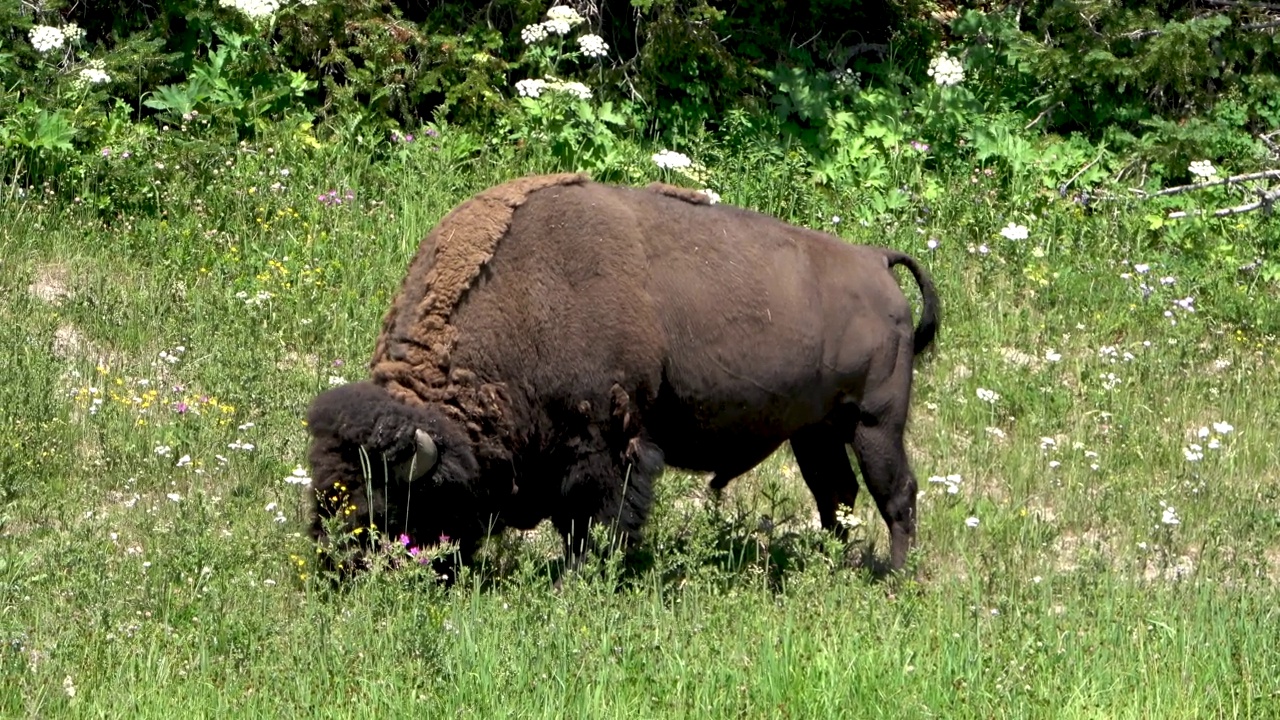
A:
2,133,1278,717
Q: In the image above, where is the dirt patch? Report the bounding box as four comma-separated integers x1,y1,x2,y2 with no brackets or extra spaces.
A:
27,264,73,305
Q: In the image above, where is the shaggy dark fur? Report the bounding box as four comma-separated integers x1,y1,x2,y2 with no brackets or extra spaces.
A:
306,174,940,574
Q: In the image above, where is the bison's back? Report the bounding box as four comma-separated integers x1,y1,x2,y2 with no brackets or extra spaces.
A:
448,180,912,467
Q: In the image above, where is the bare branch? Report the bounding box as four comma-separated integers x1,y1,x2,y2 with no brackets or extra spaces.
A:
1024,102,1062,131
1059,149,1106,195
1166,188,1280,219
1242,19,1280,30
1131,169,1280,198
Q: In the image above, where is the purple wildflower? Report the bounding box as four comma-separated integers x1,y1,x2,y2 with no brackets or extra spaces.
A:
173,401,189,414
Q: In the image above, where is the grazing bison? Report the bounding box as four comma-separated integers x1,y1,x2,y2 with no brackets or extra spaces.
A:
305,173,939,575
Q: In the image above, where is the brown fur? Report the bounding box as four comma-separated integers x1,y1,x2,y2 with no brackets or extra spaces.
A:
307,174,940,575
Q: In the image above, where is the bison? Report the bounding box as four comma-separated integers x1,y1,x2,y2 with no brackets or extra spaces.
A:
305,173,939,576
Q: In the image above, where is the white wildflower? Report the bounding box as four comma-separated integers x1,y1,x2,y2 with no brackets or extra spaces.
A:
577,34,609,58
926,238,939,250
327,375,348,387
285,465,311,486
228,440,255,452
29,26,65,53
219,0,280,20
1048,460,1061,469
1039,437,1056,450
976,387,999,404
543,18,572,35
999,222,1029,241
1134,263,1150,274
1173,296,1195,312
520,23,550,44
237,422,255,431
1197,426,1211,439
985,426,1006,439
1160,504,1181,525
176,455,191,468
1207,438,1221,450
61,23,86,42
834,505,862,529
167,492,182,502
546,5,585,26
652,149,692,170
927,51,965,86
556,80,592,99
63,675,76,698
1212,421,1233,435
1183,444,1204,462
1188,160,1218,179
1045,348,1062,363
965,516,980,528
515,78,547,98
927,474,963,495
699,189,721,204
1160,276,1176,286
154,445,173,458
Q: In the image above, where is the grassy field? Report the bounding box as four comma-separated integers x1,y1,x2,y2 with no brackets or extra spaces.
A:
2,135,1278,718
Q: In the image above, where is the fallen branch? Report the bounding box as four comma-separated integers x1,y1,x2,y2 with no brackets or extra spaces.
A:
1130,169,1280,198
1243,19,1280,30
1204,0,1280,10
1166,187,1280,219
1058,149,1106,195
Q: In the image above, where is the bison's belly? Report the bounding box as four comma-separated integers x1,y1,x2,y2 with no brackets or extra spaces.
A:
645,384,832,474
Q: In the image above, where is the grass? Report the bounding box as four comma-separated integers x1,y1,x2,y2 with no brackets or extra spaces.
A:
1,132,1279,718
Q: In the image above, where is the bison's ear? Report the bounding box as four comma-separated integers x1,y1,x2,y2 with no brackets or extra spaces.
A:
408,429,438,482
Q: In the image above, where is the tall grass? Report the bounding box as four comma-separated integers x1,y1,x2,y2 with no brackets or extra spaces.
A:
0,133,1277,718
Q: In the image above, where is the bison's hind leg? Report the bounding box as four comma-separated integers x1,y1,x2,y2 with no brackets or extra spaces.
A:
850,394,920,572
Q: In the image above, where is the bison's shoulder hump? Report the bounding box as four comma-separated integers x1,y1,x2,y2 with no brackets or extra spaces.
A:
370,172,589,394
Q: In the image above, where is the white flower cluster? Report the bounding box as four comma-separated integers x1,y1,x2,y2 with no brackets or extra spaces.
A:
62,23,86,42
577,33,609,58
1188,160,1217,179
76,59,111,87
652,149,692,170
927,473,962,495
976,387,999,404
999,222,1029,241
219,0,281,20
830,68,860,88
29,25,66,53
699,188,721,204
515,77,591,99
927,51,965,87
521,5,585,44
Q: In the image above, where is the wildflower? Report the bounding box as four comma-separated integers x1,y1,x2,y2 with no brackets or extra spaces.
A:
1188,160,1217,179
218,0,281,20
1134,263,1150,274
29,26,65,53
834,505,863,529
546,5,585,27
328,375,348,387
1039,437,1056,450
285,465,311,486
176,455,191,468
926,238,939,250
1173,296,1195,312
237,422,255,431
577,34,609,58
1197,426,1211,439
520,23,550,44
1033,576,1042,584
1160,276,1176,286
1207,438,1221,450
977,244,990,255
1212,421,1233,435
515,78,547,98
1048,460,1061,469
976,387,999,403
61,23,86,42
652,150,692,170
1160,502,1181,525
927,474,962,494
985,426,1006,439
266,502,278,513
999,223,1029,241
63,675,76,698
1045,349,1062,363
556,81,592,100
910,140,930,152
78,67,111,85
831,216,841,225
1183,444,1204,462
167,492,182,502
965,516,980,528
699,189,721,204
927,51,965,86
543,18,573,35
228,440,255,452
154,445,173,458
263,578,277,587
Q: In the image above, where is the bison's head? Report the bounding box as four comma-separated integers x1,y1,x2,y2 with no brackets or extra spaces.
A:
303,380,479,574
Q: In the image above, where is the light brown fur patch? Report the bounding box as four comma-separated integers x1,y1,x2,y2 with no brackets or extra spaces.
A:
369,172,588,410
644,182,712,205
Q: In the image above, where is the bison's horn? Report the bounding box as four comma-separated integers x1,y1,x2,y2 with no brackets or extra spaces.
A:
409,429,438,482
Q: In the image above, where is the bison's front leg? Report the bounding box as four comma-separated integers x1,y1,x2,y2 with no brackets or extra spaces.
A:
552,432,663,568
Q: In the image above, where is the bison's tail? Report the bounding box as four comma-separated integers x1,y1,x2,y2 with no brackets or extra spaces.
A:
884,249,940,356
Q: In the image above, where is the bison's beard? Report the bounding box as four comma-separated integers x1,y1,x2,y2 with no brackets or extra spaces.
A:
304,381,482,576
